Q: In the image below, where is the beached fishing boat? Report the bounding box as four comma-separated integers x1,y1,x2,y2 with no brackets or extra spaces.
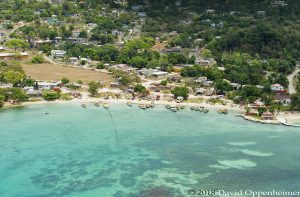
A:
94,103,100,107
165,104,171,109
199,106,204,112
139,103,147,110
103,103,109,109
170,107,177,112
195,107,199,111
218,109,228,114
150,102,155,108
204,108,209,113
81,104,87,108
170,105,177,112
175,96,184,103
190,106,195,110
127,102,133,107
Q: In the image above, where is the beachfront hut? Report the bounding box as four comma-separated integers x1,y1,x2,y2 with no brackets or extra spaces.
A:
261,111,274,120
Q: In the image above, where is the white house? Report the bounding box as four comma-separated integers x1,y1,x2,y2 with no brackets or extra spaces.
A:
87,23,97,29
37,81,61,90
71,30,81,38
206,9,216,13
195,58,215,66
271,83,284,92
230,83,242,90
151,71,168,78
51,50,66,58
67,37,87,44
138,12,147,18
194,77,208,83
202,80,214,87
169,31,178,36
69,57,78,64
0,83,13,88
111,64,136,73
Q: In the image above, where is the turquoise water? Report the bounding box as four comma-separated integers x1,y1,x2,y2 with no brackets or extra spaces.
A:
0,103,300,197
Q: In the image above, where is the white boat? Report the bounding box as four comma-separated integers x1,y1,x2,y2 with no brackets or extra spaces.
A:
170,105,177,112
103,103,109,109
139,103,147,110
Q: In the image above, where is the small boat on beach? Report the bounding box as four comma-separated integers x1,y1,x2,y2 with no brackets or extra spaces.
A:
81,104,87,108
170,105,177,112
199,106,204,112
103,103,109,109
170,107,177,112
165,104,171,109
218,109,228,114
127,102,133,107
94,103,100,107
190,106,195,110
139,103,147,110
150,102,155,108
204,108,209,113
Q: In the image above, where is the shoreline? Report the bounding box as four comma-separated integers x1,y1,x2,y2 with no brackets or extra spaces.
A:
2,97,244,112
2,98,300,127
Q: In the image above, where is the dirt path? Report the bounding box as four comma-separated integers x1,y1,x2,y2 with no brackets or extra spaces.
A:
288,65,300,94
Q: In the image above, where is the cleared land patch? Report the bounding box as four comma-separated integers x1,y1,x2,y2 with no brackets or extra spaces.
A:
22,63,113,84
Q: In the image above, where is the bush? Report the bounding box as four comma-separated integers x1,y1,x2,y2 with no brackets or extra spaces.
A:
134,84,146,93
60,93,72,100
61,77,70,84
31,55,45,64
96,63,105,69
81,60,87,65
0,94,5,108
171,86,189,100
160,80,168,86
0,88,28,102
42,91,60,101
88,81,99,96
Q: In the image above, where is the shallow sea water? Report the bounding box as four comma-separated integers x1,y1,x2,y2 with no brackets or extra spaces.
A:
0,103,299,196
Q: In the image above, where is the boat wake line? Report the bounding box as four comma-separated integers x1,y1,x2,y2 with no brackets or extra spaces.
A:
107,109,120,146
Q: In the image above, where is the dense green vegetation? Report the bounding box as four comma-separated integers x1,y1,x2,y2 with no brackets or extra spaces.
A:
171,86,190,100
1,0,300,109
0,61,34,87
88,81,99,96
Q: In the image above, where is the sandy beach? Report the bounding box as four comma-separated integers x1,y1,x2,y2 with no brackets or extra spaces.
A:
3,97,300,126
2,96,244,113
277,112,300,125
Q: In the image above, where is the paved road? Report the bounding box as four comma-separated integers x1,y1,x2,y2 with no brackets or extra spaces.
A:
288,65,300,94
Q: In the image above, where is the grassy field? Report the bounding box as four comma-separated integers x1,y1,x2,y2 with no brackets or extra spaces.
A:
22,63,113,84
